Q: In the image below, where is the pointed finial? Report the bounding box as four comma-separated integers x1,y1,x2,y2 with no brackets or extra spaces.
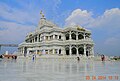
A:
40,10,45,18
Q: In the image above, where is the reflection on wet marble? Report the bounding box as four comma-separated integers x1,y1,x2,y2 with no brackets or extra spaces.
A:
0,59,119,81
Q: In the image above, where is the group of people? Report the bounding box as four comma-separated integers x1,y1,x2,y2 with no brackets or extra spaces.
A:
11,55,17,60
0,54,17,60
77,55,105,62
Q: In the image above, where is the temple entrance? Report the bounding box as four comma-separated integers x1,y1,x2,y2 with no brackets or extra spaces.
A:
72,47,76,55
65,47,69,55
78,47,84,55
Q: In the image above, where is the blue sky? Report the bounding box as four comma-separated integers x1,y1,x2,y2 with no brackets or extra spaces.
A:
0,0,120,56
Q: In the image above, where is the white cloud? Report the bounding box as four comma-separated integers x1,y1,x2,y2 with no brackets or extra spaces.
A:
65,8,120,29
65,9,94,26
0,21,35,43
89,8,120,29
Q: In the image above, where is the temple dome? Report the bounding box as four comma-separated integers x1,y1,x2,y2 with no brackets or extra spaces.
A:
38,18,57,27
37,11,58,29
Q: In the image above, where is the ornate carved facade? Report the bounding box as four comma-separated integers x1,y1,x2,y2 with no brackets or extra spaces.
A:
18,13,94,57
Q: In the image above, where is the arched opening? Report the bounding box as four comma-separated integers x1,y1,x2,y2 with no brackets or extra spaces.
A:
71,33,76,40
59,35,61,39
35,36,37,42
78,34,84,40
65,47,69,55
65,34,69,40
59,49,61,54
30,40,32,43
78,47,84,55
24,47,27,57
72,47,76,55
86,51,89,56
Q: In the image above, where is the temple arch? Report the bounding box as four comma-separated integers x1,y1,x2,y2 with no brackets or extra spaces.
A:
65,47,69,55
78,34,84,40
72,47,76,55
59,49,61,54
78,47,84,55
86,50,89,56
71,33,76,40
65,33,69,40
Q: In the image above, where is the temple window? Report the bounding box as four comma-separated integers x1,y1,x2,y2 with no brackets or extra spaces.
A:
55,35,57,39
78,34,84,40
85,33,90,38
59,49,61,54
46,36,48,41
30,40,32,43
66,34,69,40
35,36,37,42
71,33,76,40
59,35,61,39
50,35,53,40
55,49,57,54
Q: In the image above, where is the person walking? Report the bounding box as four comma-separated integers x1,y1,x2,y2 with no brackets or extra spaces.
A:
101,55,105,61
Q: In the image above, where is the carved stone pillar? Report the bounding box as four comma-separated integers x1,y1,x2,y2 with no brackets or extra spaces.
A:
84,33,86,40
37,34,39,42
53,49,55,54
32,38,33,43
23,47,25,56
76,32,78,40
36,50,37,54
57,49,59,54
34,37,35,42
57,35,59,40
62,48,65,56
69,45,72,56
84,44,86,57
76,47,79,56
43,36,45,41
91,46,94,57
27,50,29,56
53,35,55,40
69,31,71,40
48,36,50,41
22,47,24,54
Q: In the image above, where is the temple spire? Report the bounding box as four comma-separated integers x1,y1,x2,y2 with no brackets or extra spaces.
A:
39,10,46,26
40,10,45,19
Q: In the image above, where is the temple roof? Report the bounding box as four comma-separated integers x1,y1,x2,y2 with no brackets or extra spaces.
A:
63,25,91,33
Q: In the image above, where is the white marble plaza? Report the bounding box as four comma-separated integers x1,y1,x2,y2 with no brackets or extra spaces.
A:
0,59,119,81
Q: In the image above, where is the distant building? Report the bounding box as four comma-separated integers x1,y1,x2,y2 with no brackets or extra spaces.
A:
18,12,94,57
